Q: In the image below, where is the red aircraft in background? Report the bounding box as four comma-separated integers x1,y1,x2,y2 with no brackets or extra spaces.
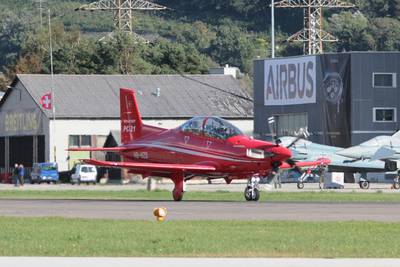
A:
69,88,329,201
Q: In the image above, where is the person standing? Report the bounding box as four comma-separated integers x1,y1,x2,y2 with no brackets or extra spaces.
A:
12,164,19,187
18,164,24,186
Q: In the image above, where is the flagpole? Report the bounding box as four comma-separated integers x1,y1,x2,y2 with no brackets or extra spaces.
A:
271,0,275,58
48,9,56,162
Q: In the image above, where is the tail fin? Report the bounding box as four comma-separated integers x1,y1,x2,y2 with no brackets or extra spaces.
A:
120,88,143,144
392,130,400,139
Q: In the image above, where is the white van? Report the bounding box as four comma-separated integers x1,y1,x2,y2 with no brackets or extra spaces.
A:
70,164,97,185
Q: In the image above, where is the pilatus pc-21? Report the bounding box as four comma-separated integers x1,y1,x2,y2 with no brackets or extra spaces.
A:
69,88,329,201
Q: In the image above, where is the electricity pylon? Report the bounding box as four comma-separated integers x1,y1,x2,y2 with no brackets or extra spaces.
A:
275,0,355,55
75,0,167,34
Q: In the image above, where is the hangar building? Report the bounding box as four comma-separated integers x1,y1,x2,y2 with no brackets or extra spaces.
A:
254,52,400,147
0,74,253,173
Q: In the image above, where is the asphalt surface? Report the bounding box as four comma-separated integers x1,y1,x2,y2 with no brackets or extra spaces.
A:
1,199,400,221
1,181,399,193
1,257,400,267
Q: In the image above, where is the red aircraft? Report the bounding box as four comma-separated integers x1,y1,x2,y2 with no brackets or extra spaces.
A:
69,88,329,201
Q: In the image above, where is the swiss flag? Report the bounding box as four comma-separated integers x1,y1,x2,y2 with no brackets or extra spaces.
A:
40,93,52,110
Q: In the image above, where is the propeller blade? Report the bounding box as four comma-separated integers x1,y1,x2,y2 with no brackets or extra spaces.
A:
286,136,302,149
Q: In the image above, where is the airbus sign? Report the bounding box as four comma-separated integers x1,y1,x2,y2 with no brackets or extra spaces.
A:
264,56,316,106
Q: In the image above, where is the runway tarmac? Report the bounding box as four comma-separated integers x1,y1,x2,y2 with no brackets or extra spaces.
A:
1,199,400,221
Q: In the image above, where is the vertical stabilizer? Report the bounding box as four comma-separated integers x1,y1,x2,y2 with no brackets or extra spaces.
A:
120,88,143,144
392,130,400,139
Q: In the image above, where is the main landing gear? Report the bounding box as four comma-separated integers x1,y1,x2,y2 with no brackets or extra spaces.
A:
244,176,260,201
359,173,370,189
172,173,185,201
393,176,400,190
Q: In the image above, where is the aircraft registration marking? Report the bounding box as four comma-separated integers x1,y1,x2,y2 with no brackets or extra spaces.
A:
184,136,190,144
133,152,148,159
206,141,212,149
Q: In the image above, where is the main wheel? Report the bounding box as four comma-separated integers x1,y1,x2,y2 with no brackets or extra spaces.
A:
252,188,260,201
172,189,183,201
244,187,260,201
359,181,370,189
393,182,400,190
297,182,305,189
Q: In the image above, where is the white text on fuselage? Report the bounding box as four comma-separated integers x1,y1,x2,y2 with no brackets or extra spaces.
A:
133,152,148,159
122,119,136,133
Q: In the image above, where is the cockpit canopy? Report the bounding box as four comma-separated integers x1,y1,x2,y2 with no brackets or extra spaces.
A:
180,116,243,140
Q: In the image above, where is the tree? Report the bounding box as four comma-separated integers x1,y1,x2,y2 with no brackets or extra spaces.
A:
329,12,374,52
0,12,33,68
371,17,400,50
209,20,256,73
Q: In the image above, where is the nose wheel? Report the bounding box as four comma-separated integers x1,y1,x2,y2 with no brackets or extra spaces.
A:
244,176,260,201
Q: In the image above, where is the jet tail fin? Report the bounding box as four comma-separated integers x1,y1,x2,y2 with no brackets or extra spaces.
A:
120,88,143,144
392,130,400,139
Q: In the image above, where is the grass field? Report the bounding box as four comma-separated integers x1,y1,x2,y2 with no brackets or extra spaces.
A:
0,217,398,257
0,189,400,202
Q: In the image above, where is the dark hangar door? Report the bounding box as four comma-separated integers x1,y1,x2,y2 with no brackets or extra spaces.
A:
0,137,4,168
38,135,45,163
9,136,33,167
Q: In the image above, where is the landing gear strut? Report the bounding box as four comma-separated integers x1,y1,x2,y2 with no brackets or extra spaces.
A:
172,173,185,201
244,176,260,201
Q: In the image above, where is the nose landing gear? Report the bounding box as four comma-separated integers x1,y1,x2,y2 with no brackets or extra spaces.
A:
244,176,260,201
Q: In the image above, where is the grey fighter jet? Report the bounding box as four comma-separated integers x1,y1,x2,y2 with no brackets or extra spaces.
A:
337,131,400,162
336,131,400,189
280,137,395,189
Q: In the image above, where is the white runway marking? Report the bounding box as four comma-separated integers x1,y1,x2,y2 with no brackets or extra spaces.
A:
1,257,400,267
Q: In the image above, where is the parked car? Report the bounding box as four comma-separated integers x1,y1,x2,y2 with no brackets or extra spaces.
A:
70,164,97,185
30,162,59,184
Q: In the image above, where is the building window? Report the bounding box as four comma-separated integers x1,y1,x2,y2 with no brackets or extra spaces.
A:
275,113,308,136
69,135,80,147
80,135,91,146
373,108,397,122
373,73,397,88
69,135,92,147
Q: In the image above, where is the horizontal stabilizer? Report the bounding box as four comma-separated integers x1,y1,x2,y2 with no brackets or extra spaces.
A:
83,159,216,172
370,146,397,161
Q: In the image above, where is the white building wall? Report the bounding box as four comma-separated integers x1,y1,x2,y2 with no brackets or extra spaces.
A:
49,120,120,171
50,118,254,171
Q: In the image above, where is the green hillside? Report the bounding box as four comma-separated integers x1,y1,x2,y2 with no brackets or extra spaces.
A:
1,0,400,90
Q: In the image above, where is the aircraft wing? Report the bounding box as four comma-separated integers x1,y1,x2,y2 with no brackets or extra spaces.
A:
327,159,386,172
280,158,331,170
83,159,216,172
370,146,397,161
